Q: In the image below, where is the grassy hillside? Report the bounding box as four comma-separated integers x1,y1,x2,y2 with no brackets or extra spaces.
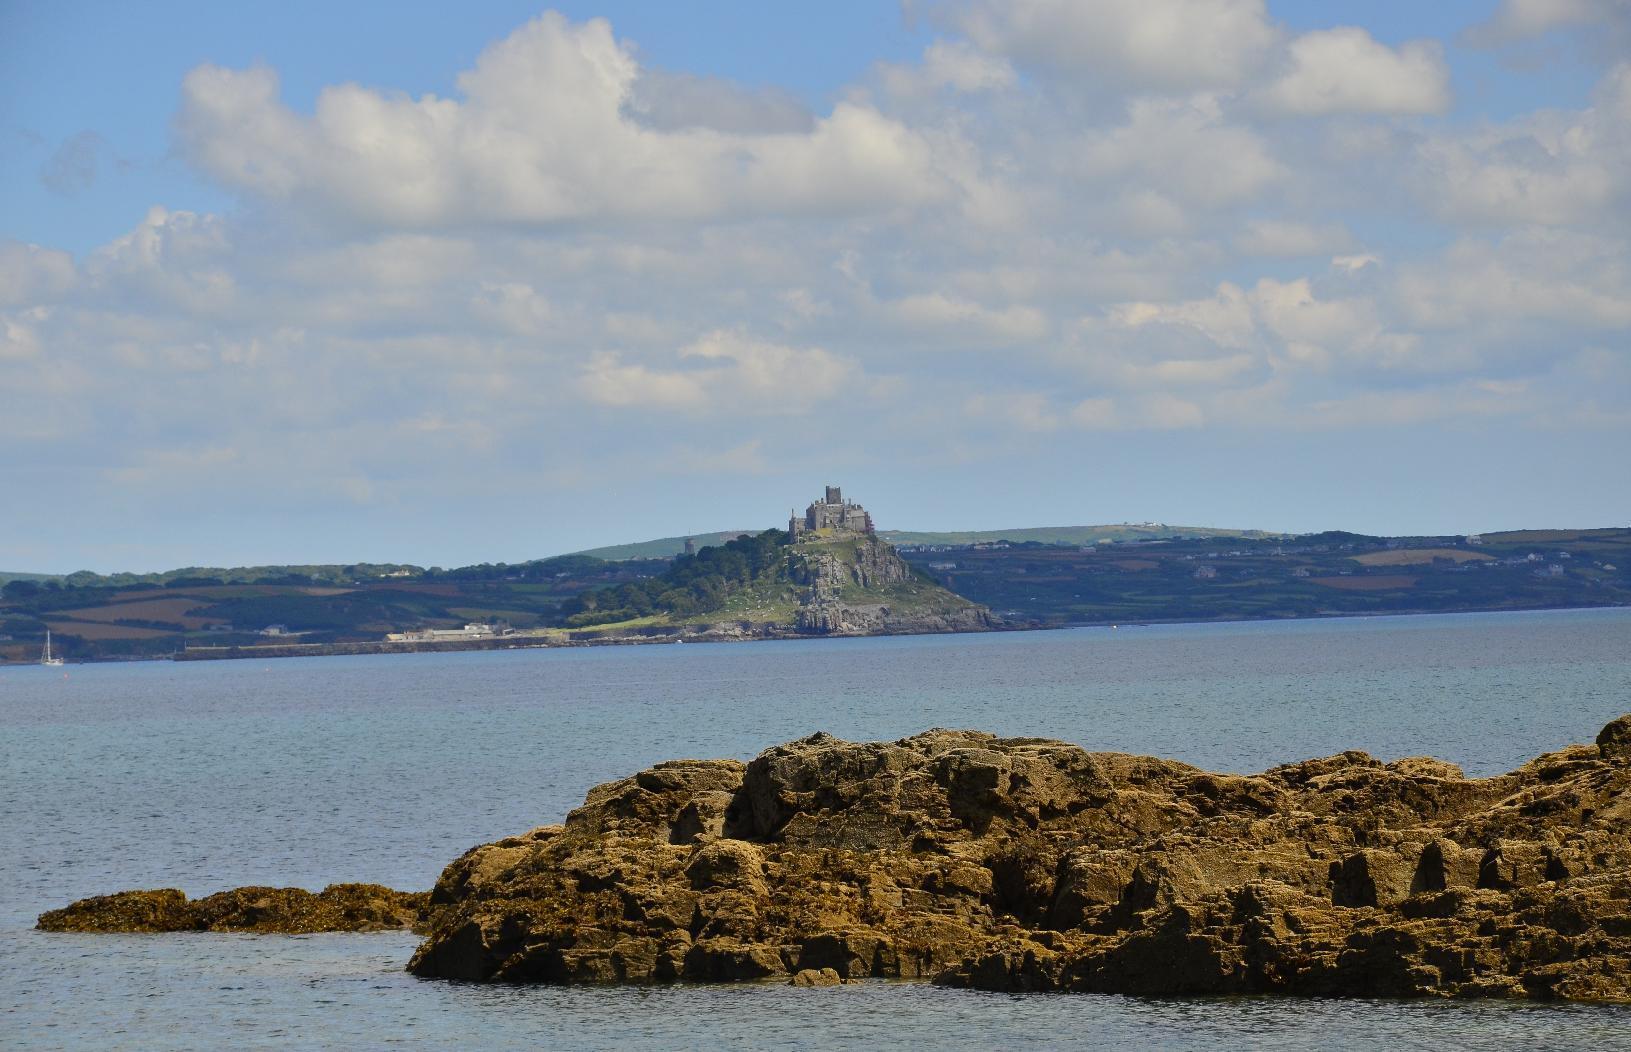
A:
879,524,1281,548
900,527,1631,624
0,557,663,663
0,571,57,587
571,530,757,561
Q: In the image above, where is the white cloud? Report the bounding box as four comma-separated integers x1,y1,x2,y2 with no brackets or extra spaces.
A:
1394,228,1631,330
174,13,955,228
1464,0,1628,46
1074,96,1284,211
1260,28,1451,116
4,3,1629,559
624,70,813,134
1413,63,1630,226
578,330,860,413
944,0,1279,91
1234,219,1353,257
884,291,1048,344
0,241,76,307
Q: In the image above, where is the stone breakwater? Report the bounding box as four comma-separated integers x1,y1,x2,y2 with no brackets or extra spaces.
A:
41,716,1631,1001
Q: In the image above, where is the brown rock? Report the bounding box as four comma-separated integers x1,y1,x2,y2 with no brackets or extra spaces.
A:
38,883,428,934
1598,715,1631,762
790,967,844,986
45,714,1631,1003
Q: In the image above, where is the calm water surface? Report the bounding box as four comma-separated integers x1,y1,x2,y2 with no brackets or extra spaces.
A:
3,609,1630,1049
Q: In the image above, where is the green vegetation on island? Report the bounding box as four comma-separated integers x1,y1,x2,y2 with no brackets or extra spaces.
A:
562,530,792,626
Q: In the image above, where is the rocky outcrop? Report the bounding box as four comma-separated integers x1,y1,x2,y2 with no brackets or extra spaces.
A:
38,884,429,934
394,718,1631,1001
41,718,1631,1002
787,535,996,635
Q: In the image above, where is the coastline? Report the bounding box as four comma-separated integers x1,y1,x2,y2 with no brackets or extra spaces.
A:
5,599,1627,666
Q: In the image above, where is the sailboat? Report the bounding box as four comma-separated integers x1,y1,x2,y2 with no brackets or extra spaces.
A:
41,630,64,667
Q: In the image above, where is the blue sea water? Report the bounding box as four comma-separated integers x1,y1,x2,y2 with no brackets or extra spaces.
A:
3,608,1631,1049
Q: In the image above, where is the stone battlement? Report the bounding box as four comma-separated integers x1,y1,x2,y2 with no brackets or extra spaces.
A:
788,485,874,539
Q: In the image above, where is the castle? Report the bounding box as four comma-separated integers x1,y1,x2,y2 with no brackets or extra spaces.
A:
788,485,874,540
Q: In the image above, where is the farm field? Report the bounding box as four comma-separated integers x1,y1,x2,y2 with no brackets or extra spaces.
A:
897,527,1631,626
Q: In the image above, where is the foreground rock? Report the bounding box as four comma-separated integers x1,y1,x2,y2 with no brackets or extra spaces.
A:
395,717,1631,1001
41,717,1631,1002
38,884,429,934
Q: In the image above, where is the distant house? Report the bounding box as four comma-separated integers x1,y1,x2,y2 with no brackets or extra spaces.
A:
261,624,291,636
1547,564,1564,577
1465,534,1484,545
386,623,502,644
1193,565,1218,580
927,561,958,571
1291,567,1312,578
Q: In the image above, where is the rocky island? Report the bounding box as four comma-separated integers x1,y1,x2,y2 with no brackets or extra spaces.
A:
558,486,997,640
42,715,1631,1002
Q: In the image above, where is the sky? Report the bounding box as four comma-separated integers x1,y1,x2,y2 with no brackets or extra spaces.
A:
2,1,1629,573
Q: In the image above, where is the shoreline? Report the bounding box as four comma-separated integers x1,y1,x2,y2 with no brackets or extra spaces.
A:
5,599,1626,667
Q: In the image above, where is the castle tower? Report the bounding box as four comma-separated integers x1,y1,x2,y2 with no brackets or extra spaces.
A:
825,485,842,506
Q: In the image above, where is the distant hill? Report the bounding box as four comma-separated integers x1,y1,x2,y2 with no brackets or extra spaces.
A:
571,524,1276,560
879,524,1282,547
0,571,58,587
570,530,759,561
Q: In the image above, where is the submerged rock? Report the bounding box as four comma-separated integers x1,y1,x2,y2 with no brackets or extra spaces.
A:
38,884,429,934
42,716,1631,1002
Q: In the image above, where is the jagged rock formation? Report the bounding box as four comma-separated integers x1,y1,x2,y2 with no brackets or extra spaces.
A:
392,717,1631,999
40,717,1631,1001
787,534,995,635
37,884,428,934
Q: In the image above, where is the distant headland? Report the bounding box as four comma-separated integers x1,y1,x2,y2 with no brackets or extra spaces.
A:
1,488,1627,664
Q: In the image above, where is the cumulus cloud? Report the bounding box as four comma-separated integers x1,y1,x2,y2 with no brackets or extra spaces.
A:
1234,219,1353,257
0,241,76,307
3,5,1629,565
1260,28,1451,115
941,0,1279,91
1464,0,1627,45
1074,96,1284,215
624,70,813,134
578,331,860,413
1413,63,1631,226
174,13,955,228
881,40,1017,99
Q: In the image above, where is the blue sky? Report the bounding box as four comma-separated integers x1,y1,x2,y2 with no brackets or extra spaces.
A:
2,1,1628,572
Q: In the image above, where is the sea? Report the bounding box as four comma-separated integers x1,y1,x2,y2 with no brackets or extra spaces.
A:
4,608,1631,1050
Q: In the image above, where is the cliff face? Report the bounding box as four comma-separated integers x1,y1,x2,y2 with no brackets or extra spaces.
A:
388,716,1631,1000
784,534,995,635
